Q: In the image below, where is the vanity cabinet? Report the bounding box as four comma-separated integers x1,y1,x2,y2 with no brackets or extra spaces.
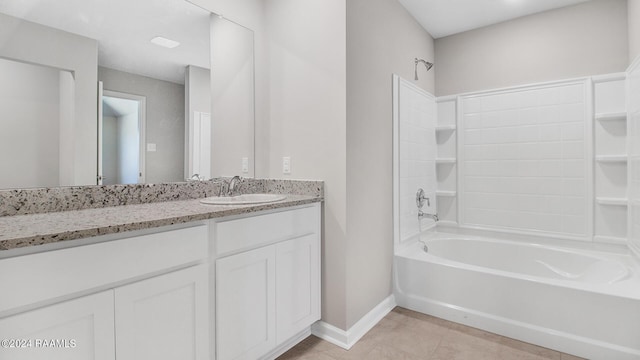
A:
275,234,320,344
0,224,210,360
0,290,115,360
213,203,321,360
216,245,277,360
0,199,323,360
115,265,209,360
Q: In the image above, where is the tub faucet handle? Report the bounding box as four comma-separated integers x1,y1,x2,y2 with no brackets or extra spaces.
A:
416,188,430,208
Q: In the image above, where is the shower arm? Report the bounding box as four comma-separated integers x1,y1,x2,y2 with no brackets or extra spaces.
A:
414,58,434,80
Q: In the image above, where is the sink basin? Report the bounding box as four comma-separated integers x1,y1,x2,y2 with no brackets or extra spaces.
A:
200,193,287,205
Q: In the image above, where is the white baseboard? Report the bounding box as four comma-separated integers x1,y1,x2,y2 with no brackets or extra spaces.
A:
311,294,396,350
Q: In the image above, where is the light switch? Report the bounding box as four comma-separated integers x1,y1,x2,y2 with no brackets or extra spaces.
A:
283,157,291,174
242,157,249,173
147,143,157,152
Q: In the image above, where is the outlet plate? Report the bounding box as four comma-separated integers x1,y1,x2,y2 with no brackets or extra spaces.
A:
283,157,291,174
242,157,249,173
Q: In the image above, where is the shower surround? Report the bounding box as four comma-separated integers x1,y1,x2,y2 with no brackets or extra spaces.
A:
392,68,639,359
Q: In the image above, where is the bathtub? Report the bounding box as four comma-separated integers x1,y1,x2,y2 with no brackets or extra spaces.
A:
393,232,640,360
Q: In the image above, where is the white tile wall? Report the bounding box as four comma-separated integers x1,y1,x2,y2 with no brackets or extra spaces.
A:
628,60,640,257
459,82,590,238
398,79,437,243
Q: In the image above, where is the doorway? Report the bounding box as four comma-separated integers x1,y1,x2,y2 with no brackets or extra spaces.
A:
98,88,146,185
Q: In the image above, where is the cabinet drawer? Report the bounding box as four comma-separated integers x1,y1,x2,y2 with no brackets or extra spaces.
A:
0,224,208,315
214,204,319,257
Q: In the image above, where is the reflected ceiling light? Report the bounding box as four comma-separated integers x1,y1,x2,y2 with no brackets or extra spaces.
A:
150,36,180,49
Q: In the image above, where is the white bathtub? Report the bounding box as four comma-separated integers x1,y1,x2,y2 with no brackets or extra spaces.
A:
394,232,640,360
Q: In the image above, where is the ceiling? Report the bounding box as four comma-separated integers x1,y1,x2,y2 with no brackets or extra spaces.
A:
398,0,592,39
0,0,211,84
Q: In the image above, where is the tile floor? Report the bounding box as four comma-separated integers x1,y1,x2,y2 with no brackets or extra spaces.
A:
278,307,586,360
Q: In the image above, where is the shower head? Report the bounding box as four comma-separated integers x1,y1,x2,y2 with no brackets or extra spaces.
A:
414,58,434,80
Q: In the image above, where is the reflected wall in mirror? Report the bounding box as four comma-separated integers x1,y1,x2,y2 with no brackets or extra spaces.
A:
0,0,255,190
210,16,255,178
0,58,75,189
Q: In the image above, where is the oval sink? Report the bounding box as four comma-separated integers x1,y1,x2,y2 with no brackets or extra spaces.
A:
200,193,287,205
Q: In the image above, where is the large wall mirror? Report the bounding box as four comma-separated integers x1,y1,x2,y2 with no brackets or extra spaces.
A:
0,0,255,190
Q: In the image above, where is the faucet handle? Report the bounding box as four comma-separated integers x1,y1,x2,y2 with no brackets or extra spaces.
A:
416,188,430,208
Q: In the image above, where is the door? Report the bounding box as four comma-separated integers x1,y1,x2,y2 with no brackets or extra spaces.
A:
100,90,146,184
0,291,115,360
275,234,321,344
114,265,209,360
216,246,276,360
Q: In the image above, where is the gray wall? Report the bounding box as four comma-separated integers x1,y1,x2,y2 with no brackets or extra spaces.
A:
99,67,185,184
264,0,348,329
0,12,98,186
345,0,434,329
630,0,640,64
0,59,60,189
434,0,629,96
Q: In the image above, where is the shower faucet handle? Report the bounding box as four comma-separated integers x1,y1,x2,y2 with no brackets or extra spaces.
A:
416,188,430,209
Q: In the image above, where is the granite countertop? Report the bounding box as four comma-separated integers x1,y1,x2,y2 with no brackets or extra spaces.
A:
0,194,321,251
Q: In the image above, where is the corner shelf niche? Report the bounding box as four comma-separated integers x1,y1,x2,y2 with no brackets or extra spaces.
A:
593,74,628,243
436,190,457,197
595,197,628,206
436,125,456,132
595,112,627,122
436,158,456,164
595,155,627,163
435,97,458,225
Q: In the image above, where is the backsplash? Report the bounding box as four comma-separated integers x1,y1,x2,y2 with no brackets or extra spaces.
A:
0,178,323,217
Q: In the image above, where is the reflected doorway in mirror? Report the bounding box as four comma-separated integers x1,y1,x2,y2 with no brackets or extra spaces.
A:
98,84,146,185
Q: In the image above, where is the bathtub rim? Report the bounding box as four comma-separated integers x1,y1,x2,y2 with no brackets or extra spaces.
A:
396,233,640,301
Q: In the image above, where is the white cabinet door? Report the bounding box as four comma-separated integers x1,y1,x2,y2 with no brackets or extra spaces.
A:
216,246,276,360
0,291,115,360
114,264,209,360
275,234,320,344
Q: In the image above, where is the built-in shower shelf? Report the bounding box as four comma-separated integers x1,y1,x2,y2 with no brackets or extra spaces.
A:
436,190,457,197
595,112,627,122
593,235,628,246
595,155,628,163
436,125,456,132
436,158,457,164
596,197,628,206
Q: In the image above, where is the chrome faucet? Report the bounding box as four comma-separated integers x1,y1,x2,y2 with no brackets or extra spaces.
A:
187,173,204,181
416,188,438,222
228,176,242,195
218,176,243,196
418,210,439,222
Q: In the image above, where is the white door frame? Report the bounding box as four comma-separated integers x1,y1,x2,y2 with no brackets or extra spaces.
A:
102,90,147,184
98,81,104,185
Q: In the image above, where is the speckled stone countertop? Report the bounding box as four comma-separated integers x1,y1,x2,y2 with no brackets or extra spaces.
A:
0,194,320,251
0,179,323,252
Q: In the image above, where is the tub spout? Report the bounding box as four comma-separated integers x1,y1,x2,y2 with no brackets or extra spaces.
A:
418,210,438,222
